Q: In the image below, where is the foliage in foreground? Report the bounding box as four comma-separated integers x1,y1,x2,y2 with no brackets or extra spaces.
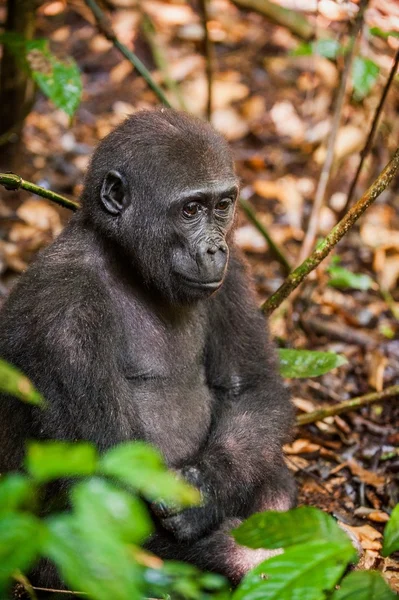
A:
0,362,397,600
0,439,397,600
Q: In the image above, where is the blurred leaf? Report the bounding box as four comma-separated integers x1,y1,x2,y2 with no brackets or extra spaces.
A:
144,561,229,600
233,507,356,553
352,57,380,101
100,442,200,506
0,33,82,116
26,441,97,482
233,540,354,600
71,478,153,545
292,39,341,59
278,349,347,378
331,571,397,599
369,27,399,40
0,359,43,405
43,514,142,600
0,474,37,514
327,265,374,290
0,514,45,589
382,503,399,556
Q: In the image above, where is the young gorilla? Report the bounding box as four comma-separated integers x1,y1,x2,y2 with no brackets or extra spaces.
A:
0,109,295,585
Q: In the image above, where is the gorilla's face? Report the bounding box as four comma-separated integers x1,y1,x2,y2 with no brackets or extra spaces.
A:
83,109,239,304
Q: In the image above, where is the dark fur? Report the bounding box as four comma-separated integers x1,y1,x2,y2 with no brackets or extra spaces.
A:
0,109,295,587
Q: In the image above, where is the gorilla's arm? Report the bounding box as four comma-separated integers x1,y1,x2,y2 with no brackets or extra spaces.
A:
160,251,295,540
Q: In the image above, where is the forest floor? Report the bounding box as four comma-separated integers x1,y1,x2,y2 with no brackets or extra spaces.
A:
0,0,398,592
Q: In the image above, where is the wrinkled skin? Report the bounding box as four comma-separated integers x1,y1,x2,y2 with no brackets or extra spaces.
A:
0,109,296,588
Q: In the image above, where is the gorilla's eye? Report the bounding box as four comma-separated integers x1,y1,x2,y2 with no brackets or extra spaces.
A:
215,198,231,211
183,202,200,218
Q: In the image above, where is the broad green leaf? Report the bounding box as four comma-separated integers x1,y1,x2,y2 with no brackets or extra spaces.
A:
233,540,354,600
292,42,312,56
0,514,45,588
100,442,200,506
0,34,82,116
278,349,347,378
0,474,37,514
0,359,43,405
71,478,153,545
26,441,97,482
292,39,341,59
327,266,374,290
352,57,380,101
331,571,397,599
369,27,399,40
233,507,356,554
382,503,399,556
43,514,142,600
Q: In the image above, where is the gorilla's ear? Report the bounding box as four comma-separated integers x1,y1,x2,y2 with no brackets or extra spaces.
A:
100,170,130,215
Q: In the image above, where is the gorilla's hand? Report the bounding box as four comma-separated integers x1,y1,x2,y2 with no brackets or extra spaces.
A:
152,466,221,541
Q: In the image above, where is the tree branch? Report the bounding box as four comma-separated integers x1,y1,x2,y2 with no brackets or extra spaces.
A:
298,0,368,263
296,384,399,426
231,0,313,40
339,46,399,219
83,0,171,107
261,145,399,314
0,173,79,211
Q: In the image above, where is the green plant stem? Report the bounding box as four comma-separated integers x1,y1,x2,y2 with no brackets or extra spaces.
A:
231,0,313,40
240,198,291,274
261,145,399,315
199,0,213,120
83,0,171,107
0,173,79,211
297,384,399,425
339,46,399,218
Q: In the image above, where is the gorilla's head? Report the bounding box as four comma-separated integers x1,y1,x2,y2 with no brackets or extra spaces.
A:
81,109,239,304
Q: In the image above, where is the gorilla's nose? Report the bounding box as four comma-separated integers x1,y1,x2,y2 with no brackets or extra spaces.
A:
197,241,228,279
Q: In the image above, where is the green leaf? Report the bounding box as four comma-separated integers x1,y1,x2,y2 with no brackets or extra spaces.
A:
100,442,200,506
369,27,399,40
233,540,354,600
331,571,397,599
26,441,97,482
0,474,37,514
0,359,43,405
278,349,347,378
0,513,45,588
71,478,153,545
382,503,399,556
352,57,380,101
43,514,142,600
233,507,356,554
0,34,82,116
327,265,374,290
313,39,341,59
292,42,313,56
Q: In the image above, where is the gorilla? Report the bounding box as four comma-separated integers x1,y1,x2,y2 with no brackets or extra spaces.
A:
0,109,295,586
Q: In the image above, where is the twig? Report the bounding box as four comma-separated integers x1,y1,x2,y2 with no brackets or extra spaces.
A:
296,384,399,425
298,0,368,263
240,198,291,274
231,0,313,40
0,173,79,211
141,13,187,111
83,0,171,107
261,145,399,314
339,47,399,219
199,0,213,120
32,586,87,596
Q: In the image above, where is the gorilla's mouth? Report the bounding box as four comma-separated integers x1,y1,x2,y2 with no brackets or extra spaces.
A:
177,274,223,291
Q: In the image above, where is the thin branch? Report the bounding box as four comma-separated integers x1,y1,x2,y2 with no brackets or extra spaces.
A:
141,13,187,111
0,172,79,211
240,198,292,274
199,0,213,120
296,384,399,426
298,0,368,263
339,46,399,219
83,0,171,107
261,145,399,315
32,586,86,596
231,0,313,40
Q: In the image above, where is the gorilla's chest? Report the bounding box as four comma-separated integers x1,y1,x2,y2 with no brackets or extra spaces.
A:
117,293,213,464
